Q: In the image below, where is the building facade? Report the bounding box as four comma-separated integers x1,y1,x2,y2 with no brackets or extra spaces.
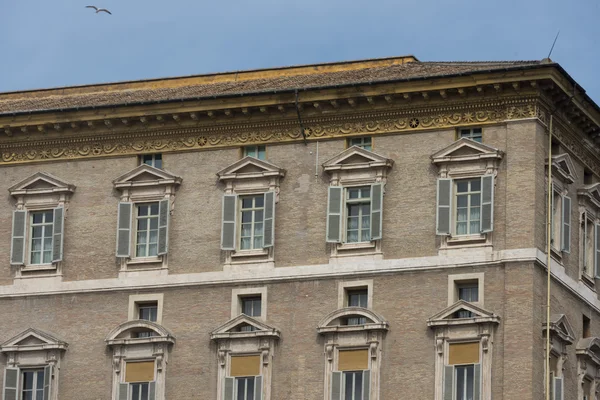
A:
0,55,598,400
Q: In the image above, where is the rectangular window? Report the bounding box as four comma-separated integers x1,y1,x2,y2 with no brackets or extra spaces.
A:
240,195,264,250
347,137,372,151
345,187,371,243
551,189,561,249
343,371,363,400
140,154,162,169
455,364,475,400
582,216,595,276
30,210,53,265
456,282,478,318
135,203,159,258
138,302,158,322
235,376,255,400
240,296,261,332
458,128,482,142
455,179,481,236
21,369,44,400
243,145,266,160
130,382,150,400
346,289,368,325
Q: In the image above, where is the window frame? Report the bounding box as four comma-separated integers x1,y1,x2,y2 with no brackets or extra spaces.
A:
343,186,373,244
338,280,373,310
133,202,161,259
456,127,483,142
238,195,266,251
242,145,267,160
448,273,484,307
452,178,483,237
20,368,45,400
27,210,55,266
231,287,268,321
128,294,164,325
346,137,373,151
139,154,163,169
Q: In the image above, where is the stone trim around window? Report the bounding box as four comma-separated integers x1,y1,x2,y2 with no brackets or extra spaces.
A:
113,165,182,274
0,328,68,400
431,138,503,254
578,183,600,282
8,172,76,278
427,301,500,400
217,157,285,268
337,279,373,309
576,337,600,399
322,146,393,262
447,273,484,307
105,320,175,400
230,287,268,321
542,313,575,385
128,293,164,324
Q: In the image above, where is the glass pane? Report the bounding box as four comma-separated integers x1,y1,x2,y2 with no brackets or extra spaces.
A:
138,218,148,231
470,207,480,222
32,226,43,238
36,390,44,400
44,225,53,237
254,300,261,316
470,179,481,192
348,205,359,217
355,372,363,400
137,232,147,245
362,216,370,230
138,205,148,216
361,230,371,242
456,195,468,208
31,252,41,264
466,365,474,400
32,213,44,224
132,383,140,400
247,378,255,400
149,230,158,244
470,221,479,235
242,211,252,224
23,393,33,400
456,222,467,236
255,210,264,223
236,378,245,400
148,244,157,256
456,208,467,222
43,251,52,264
43,238,52,251
150,203,159,215
141,383,149,400
242,198,253,209
471,194,481,207
45,211,53,223
241,238,251,250
348,189,359,199
347,217,359,229
361,188,370,198
361,204,370,215
37,371,44,389
149,218,158,230
254,223,263,236
456,181,469,193
136,244,146,257
257,147,266,160
241,224,252,237
23,371,34,389
344,372,353,400
254,196,264,208
347,231,358,243
31,238,42,251
253,237,263,249
456,367,465,400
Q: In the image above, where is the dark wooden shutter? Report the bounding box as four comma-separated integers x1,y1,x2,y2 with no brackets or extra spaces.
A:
52,207,64,263
362,370,371,400
223,377,234,400
221,195,237,250
157,199,170,255
42,365,52,400
480,175,494,233
3,367,18,400
10,210,26,265
370,183,383,241
330,371,342,400
561,196,571,253
436,179,452,235
443,365,454,400
263,192,275,248
254,376,263,400
116,202,132,258
326,187,343,243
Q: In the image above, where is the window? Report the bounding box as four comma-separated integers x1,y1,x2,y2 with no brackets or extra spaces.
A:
21,369,45,400
135,203,159,258
454,179,481,236
583,315,591,338
347,137,372,151
140,154,162,169
231,287,268,320
448,273,484,307
455,282,478,318
223,355,263,400
122,361,155,400
138,303,158,322
243,145,266,160
345,187,372,243
445,343,481,400
454,364,475,400
235,377,255,400
240,296,261,332
458,128,482,142
582,216,595,277
331,350,371,400
29,211,54,265
130,382,150,400
343,371,364,400
240,196,265,250
346,289,368,325
129,294,164,324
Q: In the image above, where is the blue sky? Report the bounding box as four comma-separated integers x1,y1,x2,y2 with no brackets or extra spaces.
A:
1,0,599,103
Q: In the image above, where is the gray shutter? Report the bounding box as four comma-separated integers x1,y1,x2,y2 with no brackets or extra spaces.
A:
263,191,275,248
473,363,481,400
43,365,52,400
148,381,156,400
116,202,132,258
370,183,383,241
331,371,342,400
254,375,263,400
561,195,571,253
10,210,26,265
362,370,370,400
596,224,600,278
549,372,554,400
436,179,452,235
157,199,170,255
118,382,128,400
326,187,343,243
443,365,454,400
480,175,494,233
3,367,18,400
554,376,563,400
221,195,237,250
52,207,64,263
223,377,234,400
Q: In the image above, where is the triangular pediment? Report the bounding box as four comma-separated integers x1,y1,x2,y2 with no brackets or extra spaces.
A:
427,300,500,327
113,164,182,188
431,138,503,164
217,157,285,181
544,314,575,344
578,183,600,209
210,314,281,340
547,153,578,184
322,146,394,171
9,172,75,197
0,328,68,352
577,337,600,366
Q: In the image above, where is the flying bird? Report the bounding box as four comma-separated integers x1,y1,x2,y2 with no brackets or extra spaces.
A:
86,6,112,15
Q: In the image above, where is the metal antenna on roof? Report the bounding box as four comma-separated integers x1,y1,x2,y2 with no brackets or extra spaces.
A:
294,89,308,146
547,30,560,59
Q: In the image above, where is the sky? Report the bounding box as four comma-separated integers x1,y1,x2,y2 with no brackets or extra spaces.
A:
1,0,599,103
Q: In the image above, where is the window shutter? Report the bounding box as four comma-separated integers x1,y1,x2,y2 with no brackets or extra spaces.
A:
263,191,275,248
221,195,237,250
480,175,494,233
10,210,26,265
553,376,563,400
3,367,18,400
157,199,170,255
596,224,600,278
443,365,454,400
473,363,481,400
561,196,571,253
118,382,128,400
52,207,64,263
330,371,342,400
223,377,234,400
362,370,371,400
326,187,343,243
148,381,156,400
43,365,52,400
548,372,554,400
254,375,263,400
370,183,383,241
116,202,132,258
436,179,452,235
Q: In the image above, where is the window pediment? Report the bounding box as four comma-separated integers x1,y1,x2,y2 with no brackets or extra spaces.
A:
9,172,76,198
543,314,575,345
547,153,578,184
578,183,600,210
0,328,68,353
427,300,500,327
431,138,504,165
217,157,286,182
113,164,182,190
322,146,394,173
210,314,281,340
105,320,175,346
317,307,389,334
577,337,600,366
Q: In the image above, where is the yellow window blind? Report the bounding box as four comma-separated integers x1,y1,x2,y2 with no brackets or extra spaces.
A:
125,361,155,383
448,342,480,365
230,355,261,377
338,349,369,371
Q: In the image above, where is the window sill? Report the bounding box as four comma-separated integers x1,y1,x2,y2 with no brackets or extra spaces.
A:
581,272,596,289
127,256,163,265
337,241,376,251
22,263,56,272
550,246,563,261
447,234,487,245
231,249,269,258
